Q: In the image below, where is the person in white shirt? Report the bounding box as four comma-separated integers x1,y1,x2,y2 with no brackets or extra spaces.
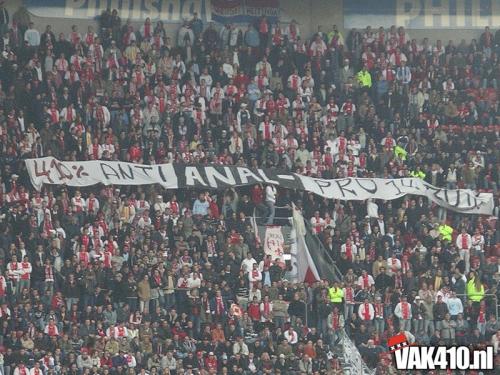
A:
24,22,40,47
248,263,262,285
94,104,111,126
248,285,262,302
455,228,472,273
153,195,167,214
357,270,375,289
137,210,152,229
309,34,327,57
60,105,76,124
491,330,500,354
265,185,276,225
222,57,234,78
199,68,213,88
310,212,325,234
358,298,375,323
435,286,451,303
387,256,402,276
394,296,412,331
123,353,137,368
71,190,86,224
241,253,257,274
14,364,30,375
86,193,100,216
135,194,151,213
340,239,358,261
396,61,412,86
29,361,43,375
284,327,298,344
471,228,485,264
446,291,464,318
260,295,273,322
233,336,250,356
255,56,272,77
187,272,202,289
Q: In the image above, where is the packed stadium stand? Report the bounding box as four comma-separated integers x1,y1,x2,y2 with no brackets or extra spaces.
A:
0,1,498,374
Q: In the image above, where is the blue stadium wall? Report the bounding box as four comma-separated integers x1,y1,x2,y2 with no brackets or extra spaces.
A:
3,0,496,45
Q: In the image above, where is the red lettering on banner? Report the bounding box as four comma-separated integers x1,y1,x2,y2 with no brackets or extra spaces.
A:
34,160,54,183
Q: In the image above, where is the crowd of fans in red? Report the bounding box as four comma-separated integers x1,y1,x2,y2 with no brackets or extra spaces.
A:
0,4,498,375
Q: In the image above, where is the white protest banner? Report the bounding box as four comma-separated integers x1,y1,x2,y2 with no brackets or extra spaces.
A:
25,157,494,215
263,225,285,261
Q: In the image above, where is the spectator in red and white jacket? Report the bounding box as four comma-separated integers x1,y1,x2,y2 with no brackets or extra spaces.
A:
29,361,44,375
358,297,375,323
456,227,472,273
260,295,273,323
7,255,22,295
309,34,327,57
248,263,262,286
71,190,86,225
13,363,29,375
341,238,358,261
19,256,32,293
357,270,375,290
310,211,325,234
0,274,7,303
44,319,60,337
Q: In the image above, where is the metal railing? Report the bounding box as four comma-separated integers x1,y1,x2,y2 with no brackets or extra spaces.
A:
340,328,376,375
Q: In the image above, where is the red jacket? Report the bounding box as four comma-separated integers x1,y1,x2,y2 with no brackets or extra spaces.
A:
128,146,142,162
205,356,218,371
247,303,261,321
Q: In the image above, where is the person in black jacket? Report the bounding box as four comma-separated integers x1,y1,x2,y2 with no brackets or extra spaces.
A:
39,25,56,49
374,266,394,293
287,292,306,324
433,295,449,330
111,272,128,305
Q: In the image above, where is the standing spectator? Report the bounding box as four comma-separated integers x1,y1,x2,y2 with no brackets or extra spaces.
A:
24,22,40,47
137,274,151,313
456,227,472,273
394,296,412,331
0,1,8,36
264,184,276,225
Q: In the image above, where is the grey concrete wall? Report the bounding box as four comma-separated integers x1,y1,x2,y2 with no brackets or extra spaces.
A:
1,0,489,43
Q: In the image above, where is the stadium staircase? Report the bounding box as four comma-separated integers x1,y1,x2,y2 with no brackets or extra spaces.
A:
252,208,374,374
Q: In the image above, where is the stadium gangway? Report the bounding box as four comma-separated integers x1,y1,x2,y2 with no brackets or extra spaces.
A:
338,328,376,375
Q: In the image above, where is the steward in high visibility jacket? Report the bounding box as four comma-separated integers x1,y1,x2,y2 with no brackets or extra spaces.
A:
328,283,344,304
466,277,485,302
356,68,372,88
409,169,426,179
394,145,407,161
438,223,453,242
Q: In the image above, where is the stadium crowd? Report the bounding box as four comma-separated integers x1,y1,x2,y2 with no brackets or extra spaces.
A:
0,4,499,375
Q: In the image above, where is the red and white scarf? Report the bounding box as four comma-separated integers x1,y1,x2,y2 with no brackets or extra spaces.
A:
362,274,369,289
401,302,410,319
461,234,469,250
332,313,340,329
362,303,371,320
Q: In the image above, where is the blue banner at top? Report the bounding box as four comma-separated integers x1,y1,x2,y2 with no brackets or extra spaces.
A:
344,0,498,29
211,0,280,24
23,0,280,24
24,0,210,22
